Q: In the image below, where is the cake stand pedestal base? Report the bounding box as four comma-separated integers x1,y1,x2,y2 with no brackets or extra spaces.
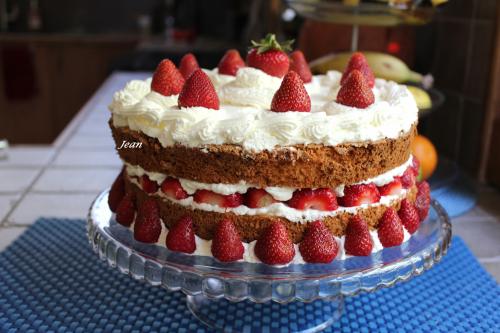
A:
186,294,344,333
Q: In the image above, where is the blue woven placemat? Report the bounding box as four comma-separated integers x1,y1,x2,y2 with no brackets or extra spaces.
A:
0,218,498,333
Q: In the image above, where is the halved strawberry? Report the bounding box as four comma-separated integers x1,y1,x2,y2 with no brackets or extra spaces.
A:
254,221,295,265
415,181,431,221
336,69,375,108
244,188,277,208
116,192,135,227
287,188,337,211
151,59,185,96
166,215,196,253
340,52,375,88
271,71,311,112
134,199,161,243
178,69,220,110
400,167,416,189
398,199,420,234
140,175,159,194
179,53,199,79
411,156,420,176
299,220,338,263
289,50,312,83
377,208,404,248
161,177,188,200
108,169,125,212
218,49,245,76
344,215,373,256
378,178,403,196
211,219,244,262
246,33,293,78
339,183,380,207
193,189,243,208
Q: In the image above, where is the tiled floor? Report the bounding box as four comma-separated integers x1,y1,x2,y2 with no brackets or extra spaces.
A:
0,72,499,284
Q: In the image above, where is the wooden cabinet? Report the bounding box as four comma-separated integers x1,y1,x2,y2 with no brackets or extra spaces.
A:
0,34,138,143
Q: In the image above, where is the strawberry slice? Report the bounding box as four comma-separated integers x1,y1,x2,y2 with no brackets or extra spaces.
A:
289,50,312,83
400,167,416,189
299,220,338,263
339,183,380,207
166,215,196,253
151,59,185,96
378,178,403,196
254,221,295,265
344,215,373,256
179,53,199,79
140,175,159,194
193,189,243,208
161,177,188,200
398,199,420,234
336,69,375,108
108,169,125,212
211,219,244,262
287,188,337,211
246,33,293,78
244,188,277,208
116,192,135,227
340,52,375,88
134,199,161,243
377,208,404,248
415,181,431,221
178,69,220,110
218,49,245,76
271,71,311,112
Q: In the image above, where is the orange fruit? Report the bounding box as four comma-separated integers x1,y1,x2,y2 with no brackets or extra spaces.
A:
411,135,438,180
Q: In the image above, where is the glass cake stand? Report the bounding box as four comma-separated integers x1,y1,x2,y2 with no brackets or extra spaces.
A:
87,190,451,333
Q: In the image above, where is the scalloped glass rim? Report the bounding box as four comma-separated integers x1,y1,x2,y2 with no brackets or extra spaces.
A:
87,190,451,302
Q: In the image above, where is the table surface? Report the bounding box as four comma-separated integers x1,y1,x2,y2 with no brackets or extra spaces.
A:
0,72,499,282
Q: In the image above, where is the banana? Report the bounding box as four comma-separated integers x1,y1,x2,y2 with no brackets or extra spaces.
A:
406,86,432,109
309,51,423,83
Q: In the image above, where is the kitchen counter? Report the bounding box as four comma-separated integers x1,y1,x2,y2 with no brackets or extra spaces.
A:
0,72,499,281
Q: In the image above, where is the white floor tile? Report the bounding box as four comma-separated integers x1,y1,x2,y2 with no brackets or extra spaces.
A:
33,168,120,192
480,261,500,283
0,227,27,252
52,150,122,167
0,169,40,193
65,133,115,150
8,193,98,225
453,218,500,258
0,194,21,221
0,146,55,168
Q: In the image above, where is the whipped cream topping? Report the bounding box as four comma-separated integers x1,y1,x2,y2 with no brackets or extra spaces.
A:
109,68,418,152
126,218,411,265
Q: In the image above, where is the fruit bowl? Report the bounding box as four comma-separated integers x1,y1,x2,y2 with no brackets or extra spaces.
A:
87,190,451,332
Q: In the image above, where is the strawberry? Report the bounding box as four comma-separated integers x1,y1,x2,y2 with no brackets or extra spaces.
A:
344,215,373,256
178,69,220,110
116,192,135,227
193,189,243,208
108,169,125,212
377,208,404,248
179,53,199,79
254,221,295,265
134,199,161,243
336,70,375,108
166,215,196,253
151,59,185,96
161,177,188,200
378,178,403,196
244,188,277,208
339,183,380,207
287,188,337,211
415,181,431,221
398,199,420,234
218,49,245,76
340,52,375,88
400,167,416,189
299,220,338,263
211,219,244,262
271,71,311,112
289,50,312,83
411,156,420,176
140,175,159,194
246,33,293,78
